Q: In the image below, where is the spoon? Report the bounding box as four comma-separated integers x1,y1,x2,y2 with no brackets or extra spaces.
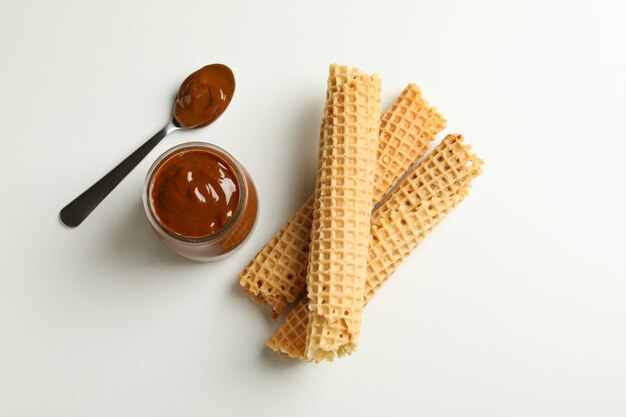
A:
60,64,235,228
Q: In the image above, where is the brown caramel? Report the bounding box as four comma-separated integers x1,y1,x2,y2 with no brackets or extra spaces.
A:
173,64,235,128
151,150,240,238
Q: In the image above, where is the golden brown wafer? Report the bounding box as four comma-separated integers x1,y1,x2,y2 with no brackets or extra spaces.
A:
267,195,464,360
267,134,483,360
239,82,446,317
304,65,382,361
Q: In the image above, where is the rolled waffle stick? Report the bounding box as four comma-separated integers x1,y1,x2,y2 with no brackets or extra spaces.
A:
239,81,446,317
304,65,382,361
267,134,483,360
267,195,465,360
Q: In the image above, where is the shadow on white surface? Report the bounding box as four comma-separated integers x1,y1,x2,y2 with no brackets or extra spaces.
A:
287,99,320,205
107,199,192,267
258,344,302,370
226,279,302,370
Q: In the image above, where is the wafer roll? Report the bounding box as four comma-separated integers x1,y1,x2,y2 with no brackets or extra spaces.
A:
267,196,465,360
239,82,446,317
267,134,483,360
304,66,382,361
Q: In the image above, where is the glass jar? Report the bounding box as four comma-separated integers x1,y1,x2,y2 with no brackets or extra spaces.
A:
143,142,258,262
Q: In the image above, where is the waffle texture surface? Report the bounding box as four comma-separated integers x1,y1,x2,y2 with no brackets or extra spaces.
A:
268,134,483,360
304,65,382,361
238,81,446,317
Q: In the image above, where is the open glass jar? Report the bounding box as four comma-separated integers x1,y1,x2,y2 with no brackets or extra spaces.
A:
143,142,258,262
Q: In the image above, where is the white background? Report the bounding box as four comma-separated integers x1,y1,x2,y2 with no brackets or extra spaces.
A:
1,0,625,415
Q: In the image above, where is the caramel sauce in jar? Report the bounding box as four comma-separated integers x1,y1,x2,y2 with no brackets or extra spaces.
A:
144,142,257,261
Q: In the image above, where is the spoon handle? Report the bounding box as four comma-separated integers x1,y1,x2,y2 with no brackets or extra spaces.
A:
60,121,179,228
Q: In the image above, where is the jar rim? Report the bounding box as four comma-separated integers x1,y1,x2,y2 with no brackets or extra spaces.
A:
143,142,248,244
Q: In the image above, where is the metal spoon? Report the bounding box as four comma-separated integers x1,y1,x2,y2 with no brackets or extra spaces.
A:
59,115,181,228
60,64,235,228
